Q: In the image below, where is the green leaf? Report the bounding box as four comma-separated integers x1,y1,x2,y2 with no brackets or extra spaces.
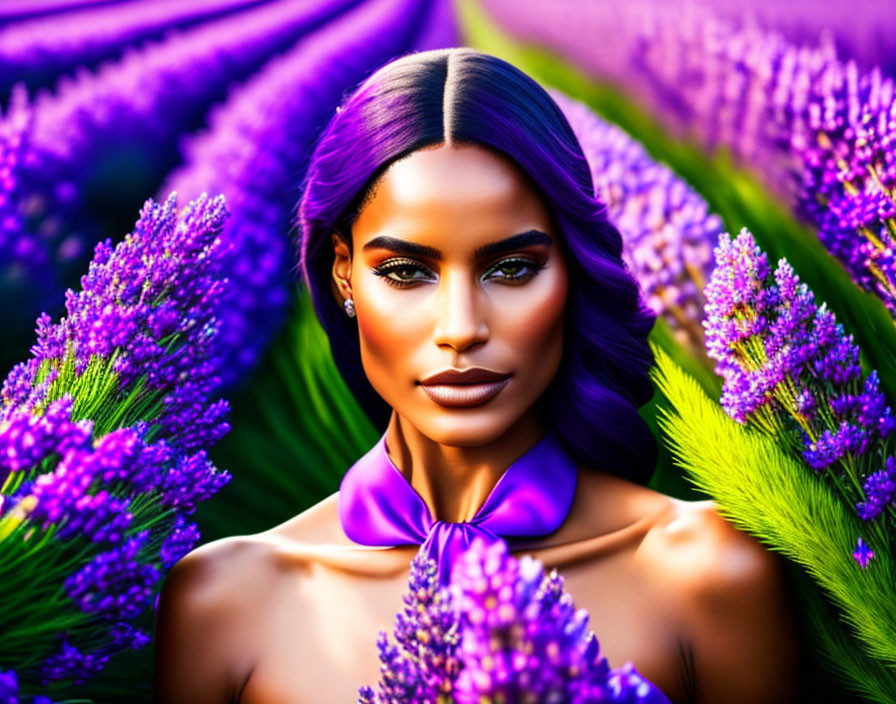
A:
650,343,896,695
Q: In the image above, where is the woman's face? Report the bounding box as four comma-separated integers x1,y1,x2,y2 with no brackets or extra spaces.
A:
332,143,568,447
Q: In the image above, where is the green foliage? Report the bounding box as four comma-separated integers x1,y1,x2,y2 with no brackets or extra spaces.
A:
457,0,896,406
650,344,896,698
644,317,719,500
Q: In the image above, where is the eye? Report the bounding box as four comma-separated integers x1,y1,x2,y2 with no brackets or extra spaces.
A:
372,258,435,288
482,257,544,283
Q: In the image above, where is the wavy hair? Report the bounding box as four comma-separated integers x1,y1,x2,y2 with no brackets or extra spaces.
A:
297,48,658,484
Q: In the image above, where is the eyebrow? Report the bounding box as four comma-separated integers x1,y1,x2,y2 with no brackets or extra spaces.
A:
361,229,553,260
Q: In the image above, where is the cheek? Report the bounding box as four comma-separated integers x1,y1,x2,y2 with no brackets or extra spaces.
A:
497,267,568,366
354,276,428,382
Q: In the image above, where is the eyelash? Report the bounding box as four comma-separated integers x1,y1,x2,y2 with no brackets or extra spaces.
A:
372,257,546,289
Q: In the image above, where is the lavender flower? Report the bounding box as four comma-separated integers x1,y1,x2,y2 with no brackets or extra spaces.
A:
1,0,361,362
362,540,670,703
3,192,231,453
64,530,159,623
704,229,896,564
38,640,109,687
552,90,722,355
703,229,894,463
856,458,896,522
360,553,460,702
161,0,436,387
0,193,232,691
159,515,200,569
853,537,875,568
0,0,269,97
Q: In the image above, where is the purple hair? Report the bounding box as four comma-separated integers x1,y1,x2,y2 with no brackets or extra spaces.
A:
297,48,658,484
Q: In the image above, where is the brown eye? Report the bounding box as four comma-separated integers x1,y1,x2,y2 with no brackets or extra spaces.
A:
372,259,435,288
483,257,543,282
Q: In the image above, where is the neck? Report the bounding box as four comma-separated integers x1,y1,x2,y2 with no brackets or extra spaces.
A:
383,410,549,523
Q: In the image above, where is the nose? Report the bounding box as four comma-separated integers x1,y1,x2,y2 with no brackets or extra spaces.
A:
432,269,489,352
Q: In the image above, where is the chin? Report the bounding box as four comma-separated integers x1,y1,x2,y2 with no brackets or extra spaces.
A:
408,406,522,448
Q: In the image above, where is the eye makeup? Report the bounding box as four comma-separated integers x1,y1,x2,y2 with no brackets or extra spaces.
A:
371,255,546,289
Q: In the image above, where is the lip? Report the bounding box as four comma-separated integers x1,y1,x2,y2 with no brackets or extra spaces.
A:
419,367,511,385
418,367,511,409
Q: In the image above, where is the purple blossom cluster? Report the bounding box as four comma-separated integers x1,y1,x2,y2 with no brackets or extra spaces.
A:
359,553,460,702
479,0,896,321
0,0,360,360
552,90,722,353
703,229,893,457
0,0,268,97
361,540,670,703
0,395,220,688
2,193,231,453
691,0,896,76
856,458,896,522
703,229,896,564
0,192,231,691
161,0,435,388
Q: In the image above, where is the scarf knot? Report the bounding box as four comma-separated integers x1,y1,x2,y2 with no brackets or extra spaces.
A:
338,430,578,584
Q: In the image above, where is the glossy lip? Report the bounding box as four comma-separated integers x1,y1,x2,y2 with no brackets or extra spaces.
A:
418,367,512,409
419,367,511,385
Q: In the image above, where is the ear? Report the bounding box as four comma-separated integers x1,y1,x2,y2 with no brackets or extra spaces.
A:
331,233,353,301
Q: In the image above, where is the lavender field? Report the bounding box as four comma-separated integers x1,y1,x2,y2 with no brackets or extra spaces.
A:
0,0,894,701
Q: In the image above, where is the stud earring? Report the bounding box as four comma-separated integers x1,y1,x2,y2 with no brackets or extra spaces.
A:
343,298,356,318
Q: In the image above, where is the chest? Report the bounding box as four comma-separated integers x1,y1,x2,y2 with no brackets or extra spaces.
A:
237,550,691,704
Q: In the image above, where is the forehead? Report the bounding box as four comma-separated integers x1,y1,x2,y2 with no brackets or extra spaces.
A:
351,143,555,250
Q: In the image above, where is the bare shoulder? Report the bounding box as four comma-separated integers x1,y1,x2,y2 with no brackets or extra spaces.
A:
152,495,348,703
645,498,781,589
153,534,281,703
647,499,801,703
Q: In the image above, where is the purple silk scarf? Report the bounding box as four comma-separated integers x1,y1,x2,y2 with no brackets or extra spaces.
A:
338,429,578,584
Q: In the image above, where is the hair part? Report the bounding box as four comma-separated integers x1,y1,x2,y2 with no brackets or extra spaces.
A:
297,48,658,484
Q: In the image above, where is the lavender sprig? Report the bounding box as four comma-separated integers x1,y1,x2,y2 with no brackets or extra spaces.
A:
0,193,232,693
2,192,231,453
361,540,670,703
703,229,896,564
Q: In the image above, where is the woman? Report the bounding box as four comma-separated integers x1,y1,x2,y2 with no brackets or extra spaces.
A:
153,48,800,703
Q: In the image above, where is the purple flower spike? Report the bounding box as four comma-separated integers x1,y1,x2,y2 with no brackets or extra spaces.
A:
38,639,109,686
64,530,160,623
160,515,201,568
3,192,232,453
704,229,893,470
852,537,875,568
362,540,670,703
856,458,896,522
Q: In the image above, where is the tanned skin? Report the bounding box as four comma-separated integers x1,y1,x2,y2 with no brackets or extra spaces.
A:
153,144,801,704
